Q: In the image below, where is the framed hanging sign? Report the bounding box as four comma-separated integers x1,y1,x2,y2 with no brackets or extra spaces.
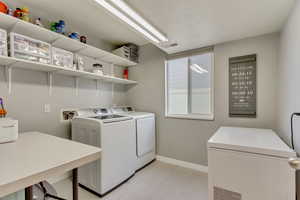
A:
229,54,257,118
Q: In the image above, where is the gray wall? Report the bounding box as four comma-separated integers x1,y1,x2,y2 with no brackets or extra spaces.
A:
127,33,279,165
277,0,300,194
0,67,126,138
277,0,300,150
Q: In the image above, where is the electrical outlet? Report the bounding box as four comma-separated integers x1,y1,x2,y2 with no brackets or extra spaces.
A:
44,104,51,113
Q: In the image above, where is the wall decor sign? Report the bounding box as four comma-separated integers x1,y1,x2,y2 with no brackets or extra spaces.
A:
229,54,257,118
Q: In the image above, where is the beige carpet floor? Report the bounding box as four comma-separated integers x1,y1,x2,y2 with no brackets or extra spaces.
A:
54,161,208,200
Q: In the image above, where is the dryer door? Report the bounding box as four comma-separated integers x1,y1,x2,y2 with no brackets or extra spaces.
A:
136,116,155,157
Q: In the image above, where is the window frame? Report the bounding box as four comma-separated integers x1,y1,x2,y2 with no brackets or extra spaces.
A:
164,52,214,120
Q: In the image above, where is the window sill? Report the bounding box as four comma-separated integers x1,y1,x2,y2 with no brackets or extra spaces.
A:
165,114,214,121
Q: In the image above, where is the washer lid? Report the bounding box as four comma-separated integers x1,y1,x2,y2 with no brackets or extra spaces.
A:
208,127,296,158
89,115,132,123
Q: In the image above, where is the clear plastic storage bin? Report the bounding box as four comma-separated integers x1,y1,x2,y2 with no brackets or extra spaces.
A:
52,47,74,69
9,32,51,64
0,28,7,56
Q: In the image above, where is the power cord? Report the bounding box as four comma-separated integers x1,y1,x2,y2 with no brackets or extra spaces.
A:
291,113,300,150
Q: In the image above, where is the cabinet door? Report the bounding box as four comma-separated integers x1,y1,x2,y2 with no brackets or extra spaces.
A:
136,117,155,157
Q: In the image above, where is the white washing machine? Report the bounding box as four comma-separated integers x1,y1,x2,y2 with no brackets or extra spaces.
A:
71,108,136,196
112,106,156,170
208,127,296,200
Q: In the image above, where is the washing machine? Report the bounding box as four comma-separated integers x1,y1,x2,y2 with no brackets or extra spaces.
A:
71,108,136,196
208,127,296,200
112,106,156,170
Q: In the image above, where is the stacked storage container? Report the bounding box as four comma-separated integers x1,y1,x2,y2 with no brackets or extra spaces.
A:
9,33,51,64
125,43,139,63
0,28,7,56
112,43,139,63
113,46,130,60
52,47,74,69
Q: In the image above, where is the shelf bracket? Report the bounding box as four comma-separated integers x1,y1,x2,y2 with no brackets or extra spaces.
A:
110,64,115,77
75,77,79,96
111,83,114,104
5,66,12,95
47,72,53,96
96,80,101,97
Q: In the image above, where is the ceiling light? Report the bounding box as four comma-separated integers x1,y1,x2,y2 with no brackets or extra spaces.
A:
94,0,160,43
110,0,168,42
190,64,208,74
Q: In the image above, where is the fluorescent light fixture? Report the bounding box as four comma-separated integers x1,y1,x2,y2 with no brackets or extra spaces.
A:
110,0,168,42
94,0,160,43
190,64,208,74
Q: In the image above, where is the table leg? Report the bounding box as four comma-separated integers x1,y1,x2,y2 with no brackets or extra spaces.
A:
73,168,78,200
25,186,33,200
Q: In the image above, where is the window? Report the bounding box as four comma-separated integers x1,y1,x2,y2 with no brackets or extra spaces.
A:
165,52,214,120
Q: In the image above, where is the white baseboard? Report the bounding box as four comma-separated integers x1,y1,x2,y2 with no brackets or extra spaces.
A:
46,157,208,185
156,155,208,174
47,172,71,184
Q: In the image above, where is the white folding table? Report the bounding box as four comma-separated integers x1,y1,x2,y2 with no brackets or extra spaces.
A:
0,132,101,200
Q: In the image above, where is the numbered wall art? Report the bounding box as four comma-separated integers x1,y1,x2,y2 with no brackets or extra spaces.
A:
229,54,257,118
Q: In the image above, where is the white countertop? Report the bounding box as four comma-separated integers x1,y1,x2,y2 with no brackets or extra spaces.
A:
0,132,101,198
208,127,296,158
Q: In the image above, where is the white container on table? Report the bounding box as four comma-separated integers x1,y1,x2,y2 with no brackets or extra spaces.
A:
0,118,18,144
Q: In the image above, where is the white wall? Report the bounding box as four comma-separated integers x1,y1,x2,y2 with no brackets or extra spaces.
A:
127,33,279,165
